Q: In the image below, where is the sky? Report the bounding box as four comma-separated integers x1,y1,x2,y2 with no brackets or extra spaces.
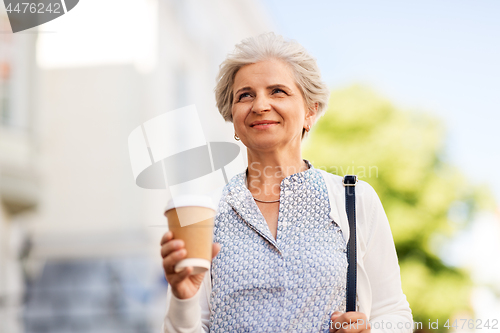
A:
261,0,500,206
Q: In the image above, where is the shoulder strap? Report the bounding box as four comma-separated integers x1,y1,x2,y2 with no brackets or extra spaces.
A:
343,174,357,312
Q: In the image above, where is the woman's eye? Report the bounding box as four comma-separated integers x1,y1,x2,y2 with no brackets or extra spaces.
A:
273,88,286,94
238,92,251,101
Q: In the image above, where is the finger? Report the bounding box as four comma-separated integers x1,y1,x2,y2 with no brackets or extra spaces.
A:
331,311,343,319
167,266,192,288
160,231,173,246
330,312,344,333
169,265,191,283
344,311,367,322
331,311,345,323
332,312,368,332
160,238,184,258
330,311,343,327
212,243,221,259
163,248,187,275
161,239,185,258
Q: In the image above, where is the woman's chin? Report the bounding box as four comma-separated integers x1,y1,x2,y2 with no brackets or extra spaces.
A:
244,135,300,150
246,140,278,151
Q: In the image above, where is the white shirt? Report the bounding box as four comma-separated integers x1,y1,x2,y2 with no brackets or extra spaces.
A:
163,167,413,333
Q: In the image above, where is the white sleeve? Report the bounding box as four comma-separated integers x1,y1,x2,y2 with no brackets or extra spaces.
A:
363,186,413,333
163,186,222,333
162,272,211,333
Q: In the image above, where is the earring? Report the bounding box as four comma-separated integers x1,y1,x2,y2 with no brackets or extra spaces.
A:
305,125,311,132
234,134,240,141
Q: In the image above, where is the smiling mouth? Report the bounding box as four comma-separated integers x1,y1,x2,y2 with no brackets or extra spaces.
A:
251,122,278,127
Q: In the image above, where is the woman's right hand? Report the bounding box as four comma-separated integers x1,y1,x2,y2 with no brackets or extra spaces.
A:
160,230,221,300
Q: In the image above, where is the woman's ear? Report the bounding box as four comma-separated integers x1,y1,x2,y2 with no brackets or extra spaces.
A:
305,102,318,124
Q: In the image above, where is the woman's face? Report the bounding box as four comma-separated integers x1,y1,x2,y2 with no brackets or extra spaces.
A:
231,59,316,152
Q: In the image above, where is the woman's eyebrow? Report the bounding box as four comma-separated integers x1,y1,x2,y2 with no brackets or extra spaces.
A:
267,84,290,91
234,86,251,97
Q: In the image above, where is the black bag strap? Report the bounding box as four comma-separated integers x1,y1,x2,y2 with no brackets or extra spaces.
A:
343,174,357,312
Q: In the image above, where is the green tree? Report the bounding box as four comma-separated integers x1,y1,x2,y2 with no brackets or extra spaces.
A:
303,85,493,332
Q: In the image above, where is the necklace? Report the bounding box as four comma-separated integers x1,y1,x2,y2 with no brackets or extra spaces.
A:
245,176,280,203
253,197,280,203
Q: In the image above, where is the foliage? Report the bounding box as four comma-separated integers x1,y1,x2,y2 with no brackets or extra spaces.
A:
303,85,494,331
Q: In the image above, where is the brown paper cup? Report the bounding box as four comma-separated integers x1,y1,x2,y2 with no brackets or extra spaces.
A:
165,205,215,275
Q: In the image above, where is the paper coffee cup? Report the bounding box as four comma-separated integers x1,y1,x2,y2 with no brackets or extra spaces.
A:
165,195,216,275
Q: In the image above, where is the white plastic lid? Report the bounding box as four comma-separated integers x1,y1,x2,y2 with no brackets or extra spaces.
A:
165,194,216,213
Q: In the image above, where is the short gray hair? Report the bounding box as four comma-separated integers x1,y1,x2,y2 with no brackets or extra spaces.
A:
215,32,330,137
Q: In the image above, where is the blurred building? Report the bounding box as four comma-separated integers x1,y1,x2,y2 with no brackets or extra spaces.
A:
0,9,39,333
0,1,272,332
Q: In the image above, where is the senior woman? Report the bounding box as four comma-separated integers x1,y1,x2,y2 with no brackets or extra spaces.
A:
161,33,412,333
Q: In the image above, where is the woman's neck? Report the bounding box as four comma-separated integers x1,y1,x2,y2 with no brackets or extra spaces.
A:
245,152,308,199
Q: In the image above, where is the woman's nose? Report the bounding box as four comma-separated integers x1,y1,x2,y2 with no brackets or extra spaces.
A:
251,94,271,113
